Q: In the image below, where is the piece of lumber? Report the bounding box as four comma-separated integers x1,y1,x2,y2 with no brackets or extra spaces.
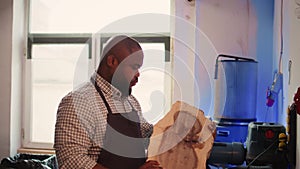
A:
148,101,216,169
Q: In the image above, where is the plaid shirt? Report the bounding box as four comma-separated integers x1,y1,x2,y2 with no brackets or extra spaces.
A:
54,72,153,169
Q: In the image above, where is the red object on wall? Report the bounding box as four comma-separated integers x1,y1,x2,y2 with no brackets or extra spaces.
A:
294,87,300,115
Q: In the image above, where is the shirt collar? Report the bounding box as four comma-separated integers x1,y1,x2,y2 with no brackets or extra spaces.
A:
92,72,123,99
92,72,140,112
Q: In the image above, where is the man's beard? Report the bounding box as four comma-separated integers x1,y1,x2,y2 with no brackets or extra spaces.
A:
128,88,132,96
114,82,132,97
111,72,134,97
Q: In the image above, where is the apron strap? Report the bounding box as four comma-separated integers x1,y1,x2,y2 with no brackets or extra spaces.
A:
90,77,113,115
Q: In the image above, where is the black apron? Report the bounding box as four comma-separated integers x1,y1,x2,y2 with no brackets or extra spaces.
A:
92,79,146,169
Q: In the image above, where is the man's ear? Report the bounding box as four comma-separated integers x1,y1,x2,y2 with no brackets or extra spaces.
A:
106,55,119,67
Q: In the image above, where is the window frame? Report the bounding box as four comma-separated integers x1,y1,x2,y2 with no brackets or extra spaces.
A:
27,33,93,59
99,33,170,62
24,34,93,149
24,33,171,149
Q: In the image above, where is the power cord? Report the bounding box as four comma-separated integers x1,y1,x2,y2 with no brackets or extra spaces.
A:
246,139,278,169
278,0,283,74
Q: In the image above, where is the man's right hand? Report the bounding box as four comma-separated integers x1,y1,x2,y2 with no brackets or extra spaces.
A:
139,160,163,169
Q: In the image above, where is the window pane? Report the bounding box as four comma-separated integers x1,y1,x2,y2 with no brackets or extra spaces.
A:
132,43,169,124
31,44,89,143
30,0,170,33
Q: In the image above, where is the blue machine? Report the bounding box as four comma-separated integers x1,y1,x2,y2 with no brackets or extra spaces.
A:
214,54,258,143
208,54,296,169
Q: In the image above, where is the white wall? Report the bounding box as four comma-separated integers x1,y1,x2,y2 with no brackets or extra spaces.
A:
193,0,276,122
285,0,300,167
195,0,261,116
0,0,13,160
172,0,197,106
196,0,257,57
11,0,26,156
0,0,24,159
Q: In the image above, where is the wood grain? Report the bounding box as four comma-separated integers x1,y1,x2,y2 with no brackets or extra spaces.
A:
148,101,216,169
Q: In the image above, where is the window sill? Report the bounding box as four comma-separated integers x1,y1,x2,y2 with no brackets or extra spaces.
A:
17,148,55,155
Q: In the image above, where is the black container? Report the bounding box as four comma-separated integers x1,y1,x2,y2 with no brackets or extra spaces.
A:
245,122,286,165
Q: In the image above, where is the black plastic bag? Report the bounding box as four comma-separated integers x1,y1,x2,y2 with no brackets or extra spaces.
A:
0,154,57,169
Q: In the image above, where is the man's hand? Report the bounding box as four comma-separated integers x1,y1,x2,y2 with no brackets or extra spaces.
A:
139,160,163,169
92,163,108,169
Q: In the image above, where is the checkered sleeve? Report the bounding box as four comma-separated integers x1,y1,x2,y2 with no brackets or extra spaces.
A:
54,93,98,169
140,117,153,149
130,95,153,138
140,117,153,139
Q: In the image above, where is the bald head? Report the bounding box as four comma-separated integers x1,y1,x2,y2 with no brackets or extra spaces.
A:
100,35,142,66
97,35,144,95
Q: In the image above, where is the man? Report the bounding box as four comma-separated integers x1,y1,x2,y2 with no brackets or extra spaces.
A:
54,35,161,169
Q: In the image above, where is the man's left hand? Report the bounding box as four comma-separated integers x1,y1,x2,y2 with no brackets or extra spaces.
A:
139,160,163,169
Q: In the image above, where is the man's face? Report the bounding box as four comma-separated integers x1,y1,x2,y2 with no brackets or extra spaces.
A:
112,48,144,96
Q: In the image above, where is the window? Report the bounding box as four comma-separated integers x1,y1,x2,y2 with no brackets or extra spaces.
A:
24,35,92,148
25,1,170,149
29,0,170,33
100,35,171,124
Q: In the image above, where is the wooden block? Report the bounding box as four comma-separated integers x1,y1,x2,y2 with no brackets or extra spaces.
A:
148,101,216,169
